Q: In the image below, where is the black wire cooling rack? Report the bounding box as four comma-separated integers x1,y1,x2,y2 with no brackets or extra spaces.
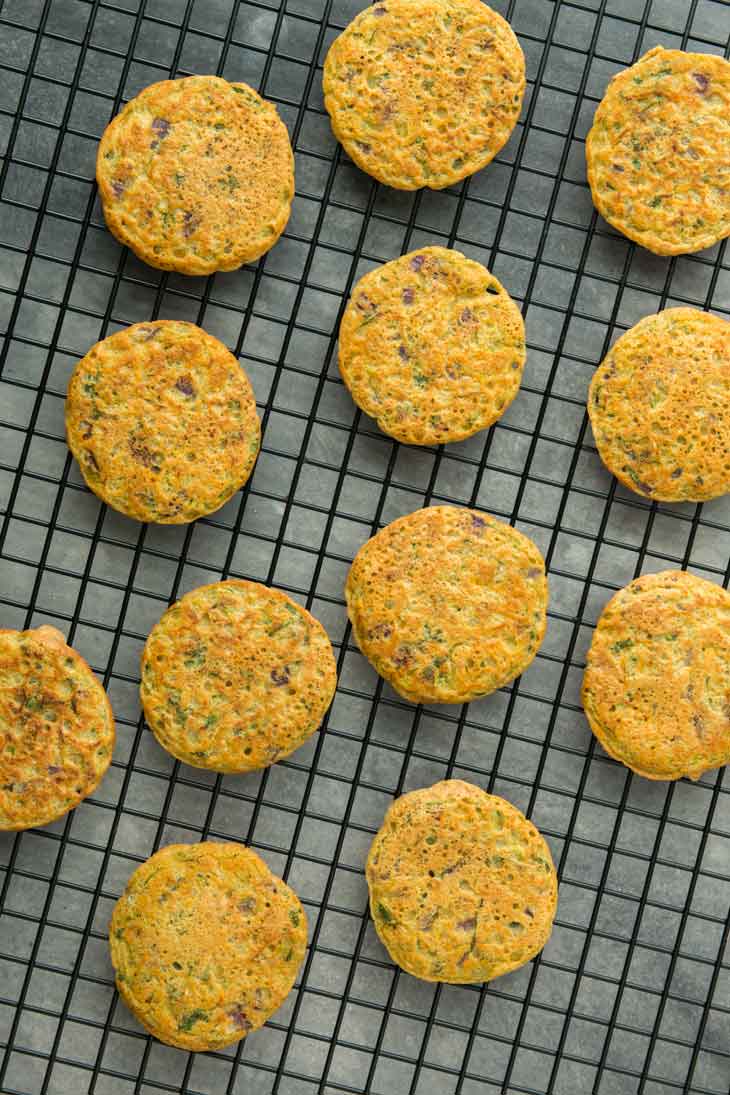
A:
1,1,729,1093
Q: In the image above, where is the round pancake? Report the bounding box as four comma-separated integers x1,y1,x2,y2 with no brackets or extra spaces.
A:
66,320,260,524
586,47,730,255
346,505,547,704
582,570,730,780
97,76,294,275
588,308,730,503
141,580,337,772
322,0,525,190
0,626,114,831
367,780,557,983
338,247,525,445
110,842,307,1051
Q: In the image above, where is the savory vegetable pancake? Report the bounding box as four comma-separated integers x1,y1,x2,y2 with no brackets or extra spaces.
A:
110,842,307,1050
346,505,547,704
588,308,730,503
66,320,260,524
586,47,730,255
0,625,114,830
141,580,337,772
323,0,525,190
97,75,294,274
367,780,558,982
583,570,730,780
338,247,525,445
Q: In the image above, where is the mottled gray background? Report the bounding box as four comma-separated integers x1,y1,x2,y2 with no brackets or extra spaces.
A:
0,0,729,1093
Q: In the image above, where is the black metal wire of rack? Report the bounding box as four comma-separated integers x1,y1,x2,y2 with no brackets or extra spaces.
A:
0,0,729,1093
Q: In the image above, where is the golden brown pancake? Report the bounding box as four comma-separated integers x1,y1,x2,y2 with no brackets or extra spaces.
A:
323,0,525,190
0,625,114,830
110,842,307,1050
338,247,525,445
367,780,557,982
97,76,293,274
66,320,260,524
346,505,547,704
141,580,337,772
583,570,730,780
586,47,730,255
588,308,730,502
